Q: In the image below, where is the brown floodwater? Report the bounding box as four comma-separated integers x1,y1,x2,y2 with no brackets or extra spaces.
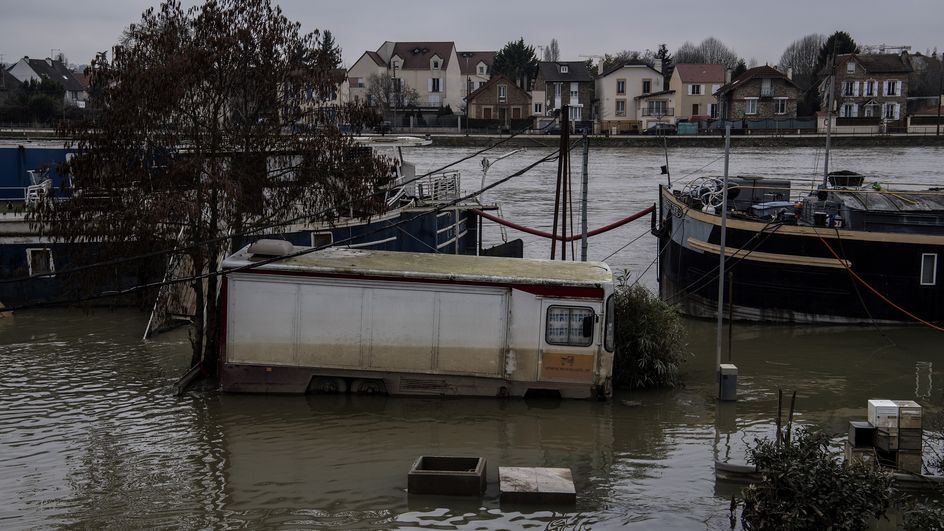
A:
1,146,942,529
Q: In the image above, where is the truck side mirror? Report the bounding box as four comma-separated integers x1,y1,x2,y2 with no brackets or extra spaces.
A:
582,315,594,338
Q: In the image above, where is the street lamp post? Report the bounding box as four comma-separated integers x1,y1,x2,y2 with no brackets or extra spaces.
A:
392,63,398,134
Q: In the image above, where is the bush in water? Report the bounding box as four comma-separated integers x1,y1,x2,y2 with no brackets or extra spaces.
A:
612,272,688,390
739,427,893,531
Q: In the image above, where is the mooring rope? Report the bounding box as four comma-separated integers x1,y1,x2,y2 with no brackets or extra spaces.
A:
470,205,655,242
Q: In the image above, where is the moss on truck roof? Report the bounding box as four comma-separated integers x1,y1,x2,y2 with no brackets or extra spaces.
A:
223,246,612,286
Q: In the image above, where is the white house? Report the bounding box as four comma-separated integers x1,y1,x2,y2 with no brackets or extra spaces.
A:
595,60,663,133
8,56,87,106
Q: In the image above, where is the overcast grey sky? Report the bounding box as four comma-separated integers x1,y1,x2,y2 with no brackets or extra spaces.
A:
2,0,942,68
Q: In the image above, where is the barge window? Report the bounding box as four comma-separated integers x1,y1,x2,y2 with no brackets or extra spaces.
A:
921,253,937,286
546,305,595,347
27,248,54,276
604,296,615,352
311,231,333,248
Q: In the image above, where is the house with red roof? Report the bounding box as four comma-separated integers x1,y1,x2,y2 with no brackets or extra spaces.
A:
346,42,465,111
669,63,726,121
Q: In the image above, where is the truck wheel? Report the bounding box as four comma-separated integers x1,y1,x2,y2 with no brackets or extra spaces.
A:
308,376,347,394
350,379,387,395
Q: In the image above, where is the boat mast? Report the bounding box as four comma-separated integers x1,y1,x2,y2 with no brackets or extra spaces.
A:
715,125,732,378
580,132,590,261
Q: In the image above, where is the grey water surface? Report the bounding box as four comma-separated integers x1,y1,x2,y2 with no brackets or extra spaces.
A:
1,145,942,529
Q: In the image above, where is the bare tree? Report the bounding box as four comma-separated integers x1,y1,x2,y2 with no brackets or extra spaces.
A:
600,49,655,72
33,0,390,370
543,38,560,62
674,37,739,69
366,72,419,114
778,34,825,91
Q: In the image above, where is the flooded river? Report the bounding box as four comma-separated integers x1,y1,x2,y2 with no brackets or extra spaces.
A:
1,145,942,529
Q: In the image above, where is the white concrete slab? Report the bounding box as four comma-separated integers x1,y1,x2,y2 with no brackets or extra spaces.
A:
498,467,575,504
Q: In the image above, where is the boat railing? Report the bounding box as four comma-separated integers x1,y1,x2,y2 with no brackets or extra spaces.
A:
417,170,461,203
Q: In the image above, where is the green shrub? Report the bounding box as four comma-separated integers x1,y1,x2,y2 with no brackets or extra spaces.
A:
612,273,688,389
739,427,893,531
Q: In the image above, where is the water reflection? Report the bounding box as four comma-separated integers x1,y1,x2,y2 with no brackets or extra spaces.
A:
2,146,943,529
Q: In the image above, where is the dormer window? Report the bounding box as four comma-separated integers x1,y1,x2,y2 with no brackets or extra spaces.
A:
430,55,442,70
560,65,569,74
432,60,440,69
478,65,486,75
846,62,855,74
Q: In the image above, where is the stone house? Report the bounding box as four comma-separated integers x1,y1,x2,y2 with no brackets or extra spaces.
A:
465,74,530,127
715,65,800,121
533,61,594,131
670,64,726,121
594,60,663,134
346,42,464,110
819,53,911,125
7,57,87,106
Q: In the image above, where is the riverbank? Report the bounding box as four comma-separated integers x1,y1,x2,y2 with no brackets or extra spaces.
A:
6,129,944,149
428,133,944,149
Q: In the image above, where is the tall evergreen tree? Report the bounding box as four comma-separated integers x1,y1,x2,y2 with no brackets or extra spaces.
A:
493,38,538,89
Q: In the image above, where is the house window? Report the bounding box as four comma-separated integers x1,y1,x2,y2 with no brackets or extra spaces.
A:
710,103,718,118
478,65,486,75
690,84,702,95
512,107,521,119
846,62,855,74
775,98,787,115
884,103,898,119
865,80,876,96
498,84,507,102
841,103,854,117
921,253,938,285
745,98,758,115
534,102,543,114
616,79,626,95
560,65,569,74
27,248,54,276
642,79,652,94
761,78,772,97
430,78,441,93
886,80,899,96
569,105,581,121
545,305,595,347
647,100,667,116
478,81,486,89
570,82,578,100
712,84,720,94
432,60,440,69
615,99,626,116
555,83,561,98
842,81,854,96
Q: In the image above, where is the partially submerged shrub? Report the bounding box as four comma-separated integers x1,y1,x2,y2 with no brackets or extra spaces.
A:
612,272,688,390
739,427,893,531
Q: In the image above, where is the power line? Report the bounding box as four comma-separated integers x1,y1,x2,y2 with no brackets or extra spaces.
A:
5,119,561,287
5,145,565,312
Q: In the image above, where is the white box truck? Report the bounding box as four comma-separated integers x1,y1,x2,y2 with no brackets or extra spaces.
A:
219,241,615,399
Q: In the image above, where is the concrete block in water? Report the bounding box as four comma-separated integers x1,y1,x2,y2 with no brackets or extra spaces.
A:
499,467,576,504
408,456,486,496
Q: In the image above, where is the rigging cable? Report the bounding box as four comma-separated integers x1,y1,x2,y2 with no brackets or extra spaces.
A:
814,228,944,332
3,146,565,312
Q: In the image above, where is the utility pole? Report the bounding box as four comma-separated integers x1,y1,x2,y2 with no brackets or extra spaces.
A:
580,133,589,261
937,61,942,136
715,124,732,387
